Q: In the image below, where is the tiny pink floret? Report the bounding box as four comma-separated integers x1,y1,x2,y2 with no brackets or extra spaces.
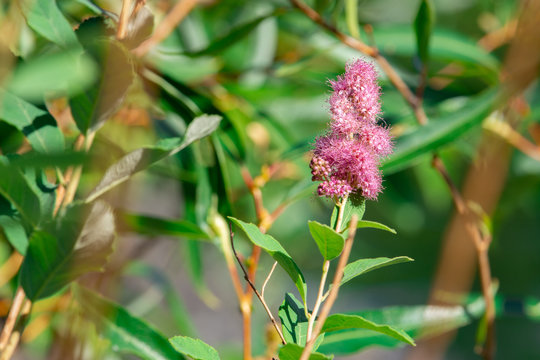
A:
310,59,392,201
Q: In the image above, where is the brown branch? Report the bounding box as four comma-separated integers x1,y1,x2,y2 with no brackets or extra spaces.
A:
300,214,359,360
0,287,25,352
484,116,540,162
117,0,133,40
229,225,287,346
133,0,199,56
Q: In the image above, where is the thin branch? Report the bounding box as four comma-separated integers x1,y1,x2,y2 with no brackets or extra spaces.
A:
300,214,359,360
117,0,133,40
484,116,540,162
229,225,287,345
261,261,278,299
133,0,199,56
0,287,25,352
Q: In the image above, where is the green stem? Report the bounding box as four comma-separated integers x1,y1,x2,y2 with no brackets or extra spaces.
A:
305,195,348,342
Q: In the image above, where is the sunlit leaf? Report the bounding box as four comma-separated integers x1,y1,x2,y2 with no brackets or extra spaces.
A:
330,194,365,233
308,221,344,260
354,220,396,234
229,217,307,302
340,257,414,287
278,343,333,360
121,213,210,240
0,90,64,154
169,336,220,360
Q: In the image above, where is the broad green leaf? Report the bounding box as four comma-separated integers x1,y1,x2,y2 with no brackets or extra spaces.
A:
20,201,116,301
278,343,333,360
0,158,42,227
340,257,414,287
278,293,325,349
85,114,221,203
121,213,210,241
382,88,500,174
21,0,79,48
70,40,134,134
308,221,344,260
229,217,307,302
0,90,64,154
0,215,28,255
7,50,97,101
321,314,415,346
330,194,365,233
75,286,184,360
354,220,396,234
414,0,436,64
169,336,220,360
318,295,485,355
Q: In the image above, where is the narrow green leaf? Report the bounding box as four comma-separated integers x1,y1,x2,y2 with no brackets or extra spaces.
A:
85,114,221,203
345,0,360,39
184,10,282,57
169,336,220,360
318,295,485,355
308,221,344,260
340,257,414,287
278,343,333,360
75,286,184,360
229,217,307,302
20,201,116,301
355,220,396,234
382,88,500,174
0,215,28,255
121,213,210,240
7,50,98,102
21,0,80,48
330,194,365,233
70,40,134,134
414,0,436,64
322,314,415,346
0,90,64,154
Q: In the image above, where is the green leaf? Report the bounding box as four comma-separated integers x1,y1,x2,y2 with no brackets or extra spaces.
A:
229,217,307,302
414,0,436,64
85,114,221,203
7,50,98,102
70,40,134,134
321,314,415,346
20,201,116,301
184,10,281,57
345,0,360,39
330,194,365,233
382,88,500,174
278,343,333,360
278,293,326,350
0,158,42,227
308,221,344,260
75,286,184,360
121,213,210,241
169,336,220,360
0,90,64,154
0,215,28,255
21,0,80,48
372,26,498,72
355,220,396,234
318,295,486,355
340,257,414,287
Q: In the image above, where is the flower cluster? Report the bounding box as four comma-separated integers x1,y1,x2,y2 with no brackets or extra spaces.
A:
310,59,392,201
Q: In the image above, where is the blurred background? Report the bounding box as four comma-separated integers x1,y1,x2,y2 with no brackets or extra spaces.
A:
1,0,540,359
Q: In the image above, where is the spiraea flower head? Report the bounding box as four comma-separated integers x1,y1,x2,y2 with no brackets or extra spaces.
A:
310,59,392,201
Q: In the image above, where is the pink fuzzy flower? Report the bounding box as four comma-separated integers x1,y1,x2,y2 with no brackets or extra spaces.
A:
328,59,381,135
310,59,392,201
